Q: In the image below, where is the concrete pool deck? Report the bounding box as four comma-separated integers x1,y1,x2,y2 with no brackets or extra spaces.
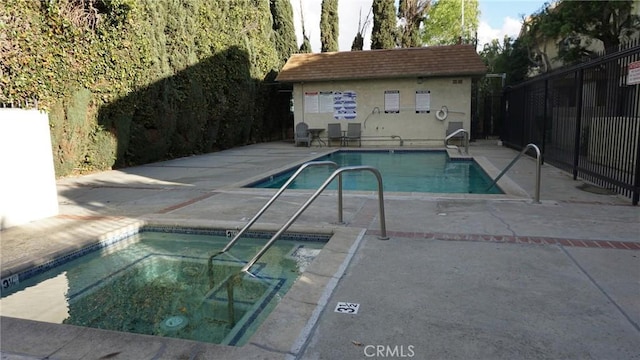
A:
1,140,638,359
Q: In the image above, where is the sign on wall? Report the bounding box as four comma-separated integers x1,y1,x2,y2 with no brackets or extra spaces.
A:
304,91,319,113
415,90,431,113
319,91,334,113
627,61,640,85
334,91,357,120
384,90,400,113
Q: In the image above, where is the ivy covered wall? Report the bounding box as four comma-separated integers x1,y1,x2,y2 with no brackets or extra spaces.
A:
1,0,294,176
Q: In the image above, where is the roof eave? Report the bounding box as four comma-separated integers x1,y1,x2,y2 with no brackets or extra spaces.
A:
276,71,488,83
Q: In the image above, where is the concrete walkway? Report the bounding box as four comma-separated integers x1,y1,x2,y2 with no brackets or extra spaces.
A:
1,140,638,359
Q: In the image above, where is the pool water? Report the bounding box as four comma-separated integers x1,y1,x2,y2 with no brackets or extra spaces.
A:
250,151,503,194
0,230,326,346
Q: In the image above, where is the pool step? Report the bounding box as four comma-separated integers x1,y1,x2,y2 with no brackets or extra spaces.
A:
201,273,272,322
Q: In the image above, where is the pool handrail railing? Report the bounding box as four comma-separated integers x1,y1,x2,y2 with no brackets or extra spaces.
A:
241,165,388,273
217,160,339,255
486,143,541,203
444,128,469,155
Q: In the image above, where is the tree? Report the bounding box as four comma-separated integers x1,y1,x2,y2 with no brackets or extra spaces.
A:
521,0,640,67
320,0,339,52
299,35,312,53
351,7,372,51
351,32,364,51
556,0,639,56
518,4,557,73
298,0,312,53
476,36,529,137
479,36,529,87
371,0,397,49
421,0,479,46
398,0,431,47
270,0,297,65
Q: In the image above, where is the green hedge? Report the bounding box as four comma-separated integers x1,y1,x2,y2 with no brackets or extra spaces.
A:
1,0,292,176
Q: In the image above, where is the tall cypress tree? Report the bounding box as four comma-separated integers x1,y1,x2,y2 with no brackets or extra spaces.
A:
270,0,297,65
320,0,339,52
371,0,397,49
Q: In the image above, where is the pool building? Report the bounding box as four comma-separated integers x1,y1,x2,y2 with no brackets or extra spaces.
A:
276,45,487,147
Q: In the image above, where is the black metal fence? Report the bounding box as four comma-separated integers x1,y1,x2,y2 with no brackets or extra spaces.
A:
502,40,640,205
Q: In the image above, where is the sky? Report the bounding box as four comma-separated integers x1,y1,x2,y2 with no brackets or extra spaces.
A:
289,0,549,52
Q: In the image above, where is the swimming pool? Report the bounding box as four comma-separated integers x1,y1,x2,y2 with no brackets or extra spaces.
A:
249,150,503,194
0,228,328,346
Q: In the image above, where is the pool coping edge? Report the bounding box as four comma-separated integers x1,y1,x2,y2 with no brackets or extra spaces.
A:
1,220,364,359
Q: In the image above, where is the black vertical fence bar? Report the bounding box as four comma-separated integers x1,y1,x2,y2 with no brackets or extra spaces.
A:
602,60,612,188
607,59,617,189
633,44,640,204
502,40,640,204
632,42,638,202
573,69,584,180
500,91,507,141
634,82,640,204
629,56,640,202
517,85,533,148
625,82,634,195
522,86,529,147
617,51,627,197
623,54,635,195
567,72,577,169
631,126,640,205
624,51,632,194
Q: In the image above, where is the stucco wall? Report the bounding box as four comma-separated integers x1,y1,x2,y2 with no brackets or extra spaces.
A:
292,76,472,146
0,109,59,229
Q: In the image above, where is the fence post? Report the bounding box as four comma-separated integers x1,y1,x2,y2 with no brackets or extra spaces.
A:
634,138,640,205
541,79,548,162
634,84,640,205
572,69,584,180
521,87,527,148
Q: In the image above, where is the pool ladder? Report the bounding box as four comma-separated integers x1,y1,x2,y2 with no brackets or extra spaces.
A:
444,129,469,155
211,161,389,273
486,143,541,203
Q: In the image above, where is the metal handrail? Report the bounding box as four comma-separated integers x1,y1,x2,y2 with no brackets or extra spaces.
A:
241,165,389,273
486,143,541,203
216,160,338,255
444,129,469,154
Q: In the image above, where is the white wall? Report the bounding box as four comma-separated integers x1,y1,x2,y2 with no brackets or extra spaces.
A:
0,109,59,229
292,76,472,146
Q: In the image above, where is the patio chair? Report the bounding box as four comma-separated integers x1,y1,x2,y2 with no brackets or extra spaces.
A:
446,121,464,145
294,122,310,147
344,123,362,147
327,123,343,147
446,121,464,137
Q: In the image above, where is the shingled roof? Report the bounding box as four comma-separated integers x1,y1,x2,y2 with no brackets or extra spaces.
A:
276,45,487,83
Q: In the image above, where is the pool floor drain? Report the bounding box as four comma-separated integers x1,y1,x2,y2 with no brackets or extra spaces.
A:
160,315,188,332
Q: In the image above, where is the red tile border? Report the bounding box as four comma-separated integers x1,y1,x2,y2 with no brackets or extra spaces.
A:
56,215,125,220
364,229,639,251
583,240,602,248
155,192,219,214
610,241,630,250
